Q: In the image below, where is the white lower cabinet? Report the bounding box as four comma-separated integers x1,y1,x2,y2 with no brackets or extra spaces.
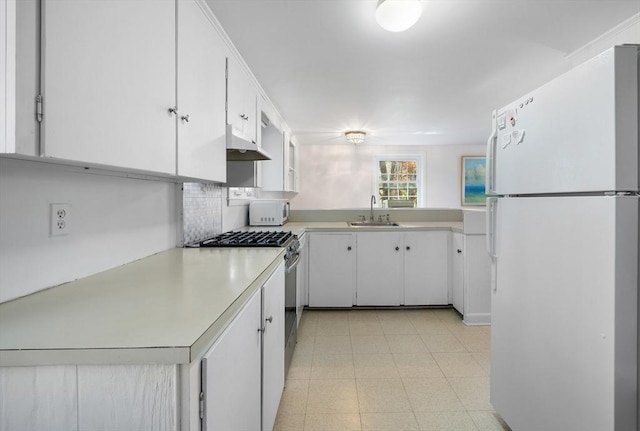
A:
403,231,449,305
355,231,449,306
308,231,451,308
356,232,403,306
202,262,285,431
0,264,285,431
261,264,285,431
449,232,492,324
308,233,356,307
462,235,492,324
202,289,262,431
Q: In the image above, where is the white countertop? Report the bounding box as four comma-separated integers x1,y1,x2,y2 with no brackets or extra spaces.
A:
284,221,464,233
0,247,285,366
241,221,464,235
0,220,471,366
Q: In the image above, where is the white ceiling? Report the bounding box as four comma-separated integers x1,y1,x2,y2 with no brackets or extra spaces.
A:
206,0,639,146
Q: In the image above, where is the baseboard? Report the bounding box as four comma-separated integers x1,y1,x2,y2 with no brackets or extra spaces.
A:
463,313,491,325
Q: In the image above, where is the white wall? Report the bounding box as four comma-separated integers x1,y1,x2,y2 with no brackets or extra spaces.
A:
292,144,486,209
0,158,179,303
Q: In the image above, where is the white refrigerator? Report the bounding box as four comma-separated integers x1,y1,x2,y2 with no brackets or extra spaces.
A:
486,45,639,431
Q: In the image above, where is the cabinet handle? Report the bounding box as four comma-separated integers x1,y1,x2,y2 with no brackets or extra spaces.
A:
347,246,352,251
265,316,273,323
181,114,190,123
406,246,410,251
168,106,178,116
457,249,462,254
395,246,400,251
240,113,248,120
258,327,265,333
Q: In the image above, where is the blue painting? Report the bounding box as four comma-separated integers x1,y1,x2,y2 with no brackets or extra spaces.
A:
462,156,486,206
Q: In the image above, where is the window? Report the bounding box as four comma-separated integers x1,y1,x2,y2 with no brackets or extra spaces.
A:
375,156,423,208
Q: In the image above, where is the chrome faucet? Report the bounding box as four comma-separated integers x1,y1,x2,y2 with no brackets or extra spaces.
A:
370,195,376,221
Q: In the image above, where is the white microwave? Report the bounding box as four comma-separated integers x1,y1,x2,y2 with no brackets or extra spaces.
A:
249,200,290,226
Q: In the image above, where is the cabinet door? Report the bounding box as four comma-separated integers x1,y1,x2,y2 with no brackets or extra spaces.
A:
403,231,449,305
308,233,355,307
202,289,261,431
286,136,298,192
42,0,176,174
259,104,285,191
451,233,464,313
356,232,403,306
177,0,226,182
262,264,285,431
226,55,257,143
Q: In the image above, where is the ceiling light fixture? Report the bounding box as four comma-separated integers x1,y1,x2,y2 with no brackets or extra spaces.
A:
345,131,366,145
375,0,422,32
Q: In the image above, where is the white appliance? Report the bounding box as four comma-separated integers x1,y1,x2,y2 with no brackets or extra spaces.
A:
486,45,639,431
249,199,290,226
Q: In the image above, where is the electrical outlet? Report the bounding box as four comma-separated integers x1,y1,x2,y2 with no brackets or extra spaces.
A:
50,203,71,236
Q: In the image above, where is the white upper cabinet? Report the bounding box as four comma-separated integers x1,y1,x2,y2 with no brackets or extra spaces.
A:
286,134,299,192
260,97,285,191
1,0,40,157
1,0,16,154
176,0,227,182
7,0,289,183
261,120,299,193
226,54,258,144
41,0,176,174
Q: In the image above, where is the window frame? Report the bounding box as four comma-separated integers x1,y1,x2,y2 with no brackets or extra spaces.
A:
373,154,425,208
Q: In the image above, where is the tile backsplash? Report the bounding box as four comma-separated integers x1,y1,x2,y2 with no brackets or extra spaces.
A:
183,183,223,245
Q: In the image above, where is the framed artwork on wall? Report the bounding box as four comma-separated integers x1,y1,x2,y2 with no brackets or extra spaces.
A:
461,156,487,206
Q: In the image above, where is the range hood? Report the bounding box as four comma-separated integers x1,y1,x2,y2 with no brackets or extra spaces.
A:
226,124,272,161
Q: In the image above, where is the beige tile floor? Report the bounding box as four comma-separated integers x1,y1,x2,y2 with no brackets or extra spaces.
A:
275,308,511,431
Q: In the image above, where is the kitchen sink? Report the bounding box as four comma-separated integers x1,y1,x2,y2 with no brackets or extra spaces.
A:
348,221,400,227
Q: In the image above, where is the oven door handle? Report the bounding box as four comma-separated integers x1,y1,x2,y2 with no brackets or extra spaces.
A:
285,254,301,273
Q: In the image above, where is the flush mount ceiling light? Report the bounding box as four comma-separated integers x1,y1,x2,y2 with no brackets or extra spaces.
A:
345,131,366,145
376,0,422,32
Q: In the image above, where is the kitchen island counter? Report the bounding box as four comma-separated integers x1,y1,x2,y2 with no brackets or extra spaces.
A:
0,247,285,366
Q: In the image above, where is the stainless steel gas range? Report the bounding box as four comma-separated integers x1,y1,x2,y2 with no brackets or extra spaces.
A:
198,230,300,376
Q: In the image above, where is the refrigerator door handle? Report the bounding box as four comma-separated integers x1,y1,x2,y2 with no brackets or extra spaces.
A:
486,197,498,260
486,197,498,293
486,112,498,194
